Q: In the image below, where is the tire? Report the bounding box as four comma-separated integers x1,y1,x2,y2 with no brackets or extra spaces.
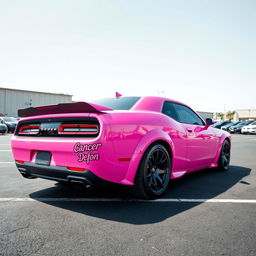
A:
218,140,231,172
131,144,171,199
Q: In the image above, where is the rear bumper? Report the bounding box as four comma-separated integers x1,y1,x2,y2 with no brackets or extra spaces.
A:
11,134,132,185
16,162,105,187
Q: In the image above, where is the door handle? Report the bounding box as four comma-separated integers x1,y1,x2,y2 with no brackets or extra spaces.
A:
186,128,193,132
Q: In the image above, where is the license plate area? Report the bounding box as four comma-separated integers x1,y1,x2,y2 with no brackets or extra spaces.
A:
35,151,52,166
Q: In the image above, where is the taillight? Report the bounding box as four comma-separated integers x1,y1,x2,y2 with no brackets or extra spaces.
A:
19,124,40,135
58,124,99,135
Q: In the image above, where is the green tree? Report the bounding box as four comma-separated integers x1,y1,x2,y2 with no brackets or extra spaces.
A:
216,112,224,120
226,111,235,121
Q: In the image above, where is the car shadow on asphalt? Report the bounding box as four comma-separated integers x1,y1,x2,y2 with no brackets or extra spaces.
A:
29,165,251,225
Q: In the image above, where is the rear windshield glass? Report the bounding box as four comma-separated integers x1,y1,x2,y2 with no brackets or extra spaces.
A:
91,97,141,110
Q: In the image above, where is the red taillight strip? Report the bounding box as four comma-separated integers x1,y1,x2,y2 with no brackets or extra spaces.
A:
16,160,25,164
67,167,85,172
58,124,99,135
19,125,40,135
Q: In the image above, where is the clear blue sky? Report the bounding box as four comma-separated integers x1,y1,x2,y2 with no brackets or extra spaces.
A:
0,0,255,112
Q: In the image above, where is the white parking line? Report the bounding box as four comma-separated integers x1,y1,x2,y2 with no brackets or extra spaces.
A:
0,198,255,203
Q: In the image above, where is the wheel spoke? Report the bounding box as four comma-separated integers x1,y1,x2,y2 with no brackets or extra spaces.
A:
156,168,167,174
152,150,160,164
148,159,153,168
155,152,167,165
148,176,153,187
154,172,163,187
160,155,167,164
152,175,157,187
146,172,152,178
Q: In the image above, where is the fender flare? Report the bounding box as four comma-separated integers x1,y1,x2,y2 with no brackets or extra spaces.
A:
121,129,175,185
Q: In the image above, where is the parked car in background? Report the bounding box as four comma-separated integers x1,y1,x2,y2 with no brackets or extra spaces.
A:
0,123,8,134
0,117,18,133
229,121,254,134
242,121,256,134
221,122,240,132
212,121,232,129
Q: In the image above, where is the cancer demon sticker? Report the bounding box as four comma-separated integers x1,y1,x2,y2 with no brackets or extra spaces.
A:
73,142,102,164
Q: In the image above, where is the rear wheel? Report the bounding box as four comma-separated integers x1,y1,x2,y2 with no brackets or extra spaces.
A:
131,144,171,199
218,140,230,171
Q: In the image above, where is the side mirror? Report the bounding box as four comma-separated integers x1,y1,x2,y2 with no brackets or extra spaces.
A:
205,118,214,126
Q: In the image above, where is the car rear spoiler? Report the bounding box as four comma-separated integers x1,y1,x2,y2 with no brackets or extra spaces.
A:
18,102,113,118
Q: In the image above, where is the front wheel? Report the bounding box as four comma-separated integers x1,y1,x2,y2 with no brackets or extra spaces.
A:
131,144,171,199
218,140,231,171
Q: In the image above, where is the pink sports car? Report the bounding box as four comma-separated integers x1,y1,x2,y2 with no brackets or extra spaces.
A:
11,96,231,199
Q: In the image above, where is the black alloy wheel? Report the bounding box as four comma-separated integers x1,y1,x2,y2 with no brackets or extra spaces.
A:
218,140,231,171
132,144,171,199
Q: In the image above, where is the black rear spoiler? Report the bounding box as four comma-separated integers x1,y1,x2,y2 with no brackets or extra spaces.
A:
18,102,112,118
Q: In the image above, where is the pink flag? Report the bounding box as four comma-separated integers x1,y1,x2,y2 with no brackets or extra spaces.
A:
115,92,122,98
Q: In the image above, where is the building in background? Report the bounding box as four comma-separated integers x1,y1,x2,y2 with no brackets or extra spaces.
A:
197,111,214,120
233,109,256,121
0,87,72,117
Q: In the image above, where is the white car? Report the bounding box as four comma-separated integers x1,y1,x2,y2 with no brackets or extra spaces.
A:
242,121,256,134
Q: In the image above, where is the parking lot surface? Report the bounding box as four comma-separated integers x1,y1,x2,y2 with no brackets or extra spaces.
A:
0,134,255,256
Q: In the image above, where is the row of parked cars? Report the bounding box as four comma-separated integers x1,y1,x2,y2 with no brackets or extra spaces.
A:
0,117,18,134
212,120,256,134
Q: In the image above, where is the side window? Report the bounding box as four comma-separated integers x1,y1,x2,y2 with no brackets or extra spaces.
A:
173,103,205,126
162,101,179,121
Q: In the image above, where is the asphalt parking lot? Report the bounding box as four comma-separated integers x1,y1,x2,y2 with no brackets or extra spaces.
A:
0,134,255,256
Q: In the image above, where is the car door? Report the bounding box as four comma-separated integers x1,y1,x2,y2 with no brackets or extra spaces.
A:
171,103,218,169
162,101,188,174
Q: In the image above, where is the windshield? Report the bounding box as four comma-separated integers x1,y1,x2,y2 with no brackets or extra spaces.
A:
91,97,141,110
2,117,17,122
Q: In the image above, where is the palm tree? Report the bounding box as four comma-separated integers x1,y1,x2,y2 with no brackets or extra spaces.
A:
216,112,224,120
226,111,236,121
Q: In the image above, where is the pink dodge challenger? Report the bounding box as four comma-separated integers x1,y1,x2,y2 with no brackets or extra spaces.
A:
11,96,231,199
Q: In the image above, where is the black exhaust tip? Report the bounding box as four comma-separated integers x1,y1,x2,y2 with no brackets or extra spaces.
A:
67,175,94,189
18,168,37,179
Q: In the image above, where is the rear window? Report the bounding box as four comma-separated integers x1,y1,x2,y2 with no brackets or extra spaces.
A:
91,97,141,110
